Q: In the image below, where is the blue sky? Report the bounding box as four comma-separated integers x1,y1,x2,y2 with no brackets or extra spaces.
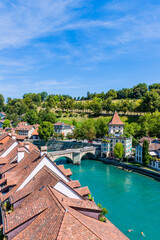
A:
0,0,160,99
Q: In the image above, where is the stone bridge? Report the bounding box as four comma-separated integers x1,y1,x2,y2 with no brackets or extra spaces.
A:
41,146,99,165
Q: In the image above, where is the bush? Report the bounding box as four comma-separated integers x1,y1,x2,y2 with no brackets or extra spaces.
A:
88,194,94,201
80,112,85,117
99,216,107,222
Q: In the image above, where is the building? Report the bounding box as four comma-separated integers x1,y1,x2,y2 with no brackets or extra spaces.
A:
135,137,160,170
30,128,40,139
101,111,132,158
54,122,75,136
0,119,5,128
0,133,129,240
15,122,34,138
0,112,6,119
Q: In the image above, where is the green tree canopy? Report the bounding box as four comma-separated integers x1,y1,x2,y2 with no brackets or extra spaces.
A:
3,119,11,129
89,97,102,115
114,142,124,159
141,90,160,112
25,110,38,125
38,121,54,141
142,140,149,166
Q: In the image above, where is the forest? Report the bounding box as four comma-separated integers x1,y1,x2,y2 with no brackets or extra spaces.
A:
0,82,160,144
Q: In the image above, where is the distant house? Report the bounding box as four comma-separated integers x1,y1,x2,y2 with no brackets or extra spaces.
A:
135,137,160,170
0,120,5,129
54,122,75,136
15,122,34,138
31,128,40,139
0,112,6,119
101,111,132,158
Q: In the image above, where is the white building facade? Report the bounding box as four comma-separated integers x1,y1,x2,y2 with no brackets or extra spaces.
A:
101,111,132,158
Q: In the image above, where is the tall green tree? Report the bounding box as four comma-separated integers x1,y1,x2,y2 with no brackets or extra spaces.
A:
25,110,38,125
3,119,11,129
141,90,160,112
142,140,149,166
89,97,102,115
38,121,54,141
0,94,4,111
114,143,124,159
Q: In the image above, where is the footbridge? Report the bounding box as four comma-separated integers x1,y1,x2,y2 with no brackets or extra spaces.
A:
41,146,99,165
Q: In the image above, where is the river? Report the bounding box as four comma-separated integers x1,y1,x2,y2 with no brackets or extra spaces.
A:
55,158,160,240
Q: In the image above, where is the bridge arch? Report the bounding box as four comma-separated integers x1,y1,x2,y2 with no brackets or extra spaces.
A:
54,156,73,165
81,152,96,160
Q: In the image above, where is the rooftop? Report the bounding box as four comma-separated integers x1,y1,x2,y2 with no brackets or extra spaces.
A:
108,111,125,126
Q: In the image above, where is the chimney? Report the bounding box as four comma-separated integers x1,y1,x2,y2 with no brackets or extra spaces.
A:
41,146,47,157
17,148,25,163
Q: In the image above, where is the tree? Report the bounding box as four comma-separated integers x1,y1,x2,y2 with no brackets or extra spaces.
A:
106,89,117,99
94,118,109,138
38,121,54,141
103,98,115,112
45,112,57,123
149,83,160,90
25,110,38,125
89,97,102,115
141,90,160,112
3,119,11,129
114,143,124,159
41,92,48,101
0,94,4,111
142,140,149,166
81,120,96,140
132,83,148,99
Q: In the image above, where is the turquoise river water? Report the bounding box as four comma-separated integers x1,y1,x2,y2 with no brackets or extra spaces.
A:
56,158,160,240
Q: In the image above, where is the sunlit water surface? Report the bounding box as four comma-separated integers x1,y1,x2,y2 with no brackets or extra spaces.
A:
55,158,160,240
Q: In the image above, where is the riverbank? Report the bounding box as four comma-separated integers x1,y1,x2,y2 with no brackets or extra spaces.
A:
64,159,160,240
100,158,160,181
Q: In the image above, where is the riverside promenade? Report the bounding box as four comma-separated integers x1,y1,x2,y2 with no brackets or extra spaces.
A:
100,158,160,181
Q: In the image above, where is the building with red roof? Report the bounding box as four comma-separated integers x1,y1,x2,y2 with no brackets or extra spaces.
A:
0,133,129,240
54,122,75,136
135,137,160,170
101,111,132,158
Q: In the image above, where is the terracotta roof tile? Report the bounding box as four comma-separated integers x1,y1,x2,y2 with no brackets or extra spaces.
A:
31,128,39,136
108,111,125,125
57,165,72,176
75,186,90,196
67,180,81,189
51,188,100,211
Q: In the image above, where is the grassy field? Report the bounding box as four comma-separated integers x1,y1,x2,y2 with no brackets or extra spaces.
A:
56,112,139,126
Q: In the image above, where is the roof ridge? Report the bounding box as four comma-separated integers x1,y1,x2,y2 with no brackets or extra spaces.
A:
46,185,66,212
66,207,102,240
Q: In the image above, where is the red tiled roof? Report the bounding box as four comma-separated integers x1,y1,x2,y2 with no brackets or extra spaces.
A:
31,128,39,136
75,186,90,196
15,135,28,140
57,165,72,176
67,180,81,189
108,111,125,125
0,112,6,116
4,186,129,240
139,142,160,151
